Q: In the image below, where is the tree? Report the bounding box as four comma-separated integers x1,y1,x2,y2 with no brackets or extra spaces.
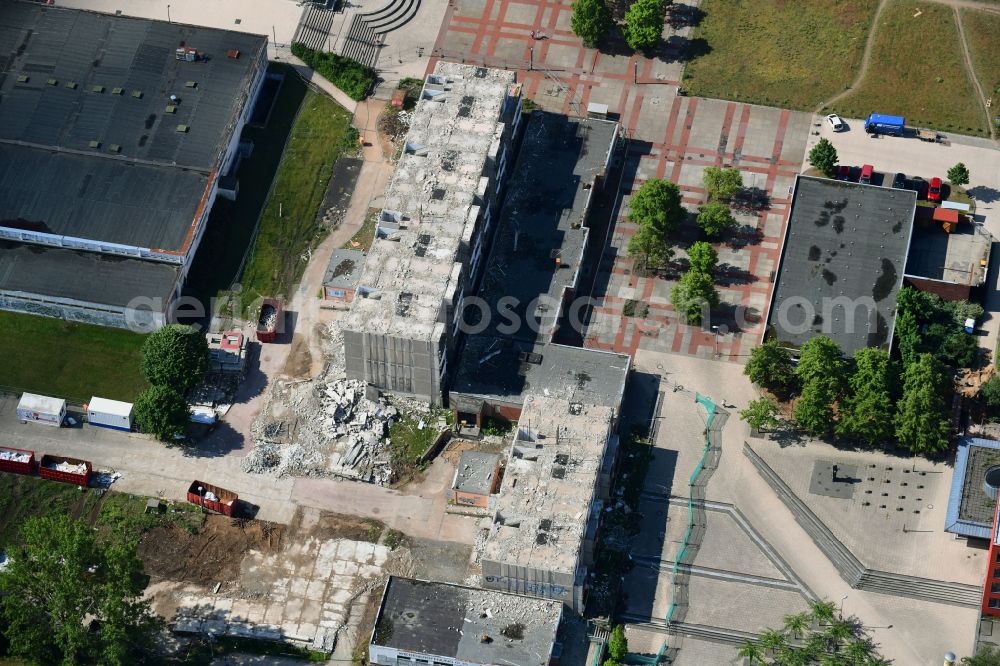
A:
982,375,1000,408
895,287,978,369
947,162,970,187
671,269,719,325
782,612,810,639
571,0,612,47
607,625,627,662
895,353,952,454
794,336,846,435
133,385,189,441
627,220,674,272
738,639,764,665
140,324,210,392
0,516,162,665
627,179,685,271
741,398,782,432
627,179,686,235
745,339,797,396
836,348,900,446
808,138,839,178
964,646,1000,666
623,0,666,52
702,166,744,202
686,241,717,274
809,600,836,625
696,201,737,237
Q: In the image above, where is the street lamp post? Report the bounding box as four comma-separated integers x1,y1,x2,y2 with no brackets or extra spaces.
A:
167,4,171,23
839,594,848,617
711,325,720,358
198,485,205,513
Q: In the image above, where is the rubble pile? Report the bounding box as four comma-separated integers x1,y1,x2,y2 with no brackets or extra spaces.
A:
48,460,87,475
244,375,402,484
0,449,30,463
260,309,278,331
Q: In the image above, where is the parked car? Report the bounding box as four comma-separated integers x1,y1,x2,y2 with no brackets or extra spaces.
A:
837,165,851,181
892,173,907,189
826,114,846,132
928,177,942,202
859,164,874,184
908,176,927,199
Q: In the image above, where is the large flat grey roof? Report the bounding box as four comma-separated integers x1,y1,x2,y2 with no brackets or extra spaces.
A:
0,241,179,308
450,337,630,409
453,451,500,494
0,143,207,252
372,577,561,666
766,176,915,355
0,2,266,170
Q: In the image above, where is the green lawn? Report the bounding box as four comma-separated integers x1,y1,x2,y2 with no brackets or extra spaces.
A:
0,311,147,402
682,0,878,109
0,475,202,550
835,0,989,135
961,9,1000,104
236,85,355,315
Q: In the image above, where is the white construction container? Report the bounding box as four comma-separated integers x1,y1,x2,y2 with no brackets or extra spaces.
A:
87,397,134,432
16,393,66,427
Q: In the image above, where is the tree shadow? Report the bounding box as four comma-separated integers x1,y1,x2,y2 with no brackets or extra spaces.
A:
726,224,764,248
667,3,705,29
715,263,757,286
967,185,1000,204
732,187,772,213
173,421,248,459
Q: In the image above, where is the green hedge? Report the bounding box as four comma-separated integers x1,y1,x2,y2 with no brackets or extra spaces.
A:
291,42,375,101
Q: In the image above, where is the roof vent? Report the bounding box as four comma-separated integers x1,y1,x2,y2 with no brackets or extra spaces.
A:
131,90,143,98
15,74,29,84
65,81,78,89
112,87,124,95
165,105,177,114
227,48,241,59
88,140,101,149
108,144,121,153
185,80,197,88
176,124,189,133
91,85,104,93
47,78,58,86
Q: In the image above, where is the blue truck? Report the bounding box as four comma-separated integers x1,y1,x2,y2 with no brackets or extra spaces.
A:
864,113,905,136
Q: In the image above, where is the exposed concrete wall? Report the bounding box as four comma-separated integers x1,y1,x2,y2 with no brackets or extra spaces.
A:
481,559,579,609
0,293,166,331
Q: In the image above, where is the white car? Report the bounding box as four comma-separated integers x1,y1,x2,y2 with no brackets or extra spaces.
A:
826,113,846,132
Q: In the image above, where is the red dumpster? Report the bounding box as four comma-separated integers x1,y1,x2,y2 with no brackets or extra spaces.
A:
39,454,92,486
0,446,35,476
256,298,283,343
187,480,238,516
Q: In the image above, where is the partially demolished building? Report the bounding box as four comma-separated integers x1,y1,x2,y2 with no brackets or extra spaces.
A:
481,394,615,611
342,63,524,404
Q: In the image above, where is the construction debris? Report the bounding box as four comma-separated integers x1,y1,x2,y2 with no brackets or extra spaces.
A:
245,372,402,484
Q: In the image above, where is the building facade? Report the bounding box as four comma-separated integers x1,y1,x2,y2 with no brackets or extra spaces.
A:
342,63,524,405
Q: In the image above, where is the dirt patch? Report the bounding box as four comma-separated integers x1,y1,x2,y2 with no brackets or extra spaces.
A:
440,439,477,465
138,515,284,585
283,334,313,378
310,511,384,543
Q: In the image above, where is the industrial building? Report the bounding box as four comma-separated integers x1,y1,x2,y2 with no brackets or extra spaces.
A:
322,248,365,305
765,175,915,355
342,62,525,405
481,395,616,611
766,175,992,355
369,576,563,666
0,2,268,328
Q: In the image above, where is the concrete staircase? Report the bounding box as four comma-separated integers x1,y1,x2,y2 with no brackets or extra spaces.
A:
292,3,338,52
743,442,981,608
338,0,422,69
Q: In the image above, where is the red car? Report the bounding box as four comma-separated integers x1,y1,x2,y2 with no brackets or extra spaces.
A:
928,177,942,202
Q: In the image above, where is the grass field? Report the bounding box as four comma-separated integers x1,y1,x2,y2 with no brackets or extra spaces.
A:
236,84,355,316
0,311,147,402
0,475,203,549
961,9,1000,108
682,0,878,109
834,0,988,135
